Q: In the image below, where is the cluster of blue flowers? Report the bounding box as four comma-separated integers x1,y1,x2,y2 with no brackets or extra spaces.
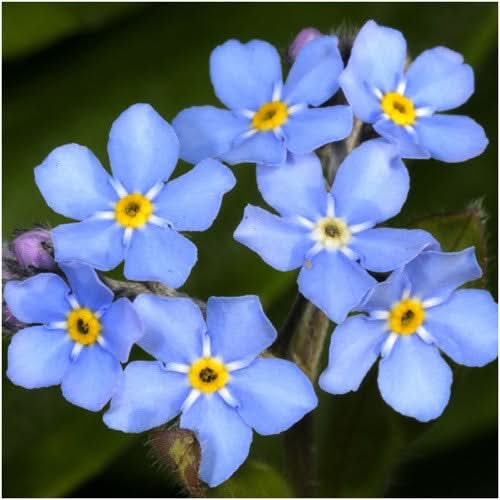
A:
4,20,497,487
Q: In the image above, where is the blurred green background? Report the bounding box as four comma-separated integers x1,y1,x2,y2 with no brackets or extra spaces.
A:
2,2,497,497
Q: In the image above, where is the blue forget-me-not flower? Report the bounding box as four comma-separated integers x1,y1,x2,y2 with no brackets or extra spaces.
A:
4,262,143,411
173,36,353,166
35,103,235,288
319,248,498,422
104,294,317,486
340,20,488,162
234,139,438,323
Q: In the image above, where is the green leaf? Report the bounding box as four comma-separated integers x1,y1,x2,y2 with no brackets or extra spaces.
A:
210,460,293,498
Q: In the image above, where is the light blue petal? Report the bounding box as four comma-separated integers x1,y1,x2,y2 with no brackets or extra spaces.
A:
34,144,116,221
332,139,409,225
403,248,482,302
4,274,70,324
425,289,498,367
52,220,124,271
373,119,431,159
59,261,113,312
378,335,452,422
134,294,205,365
405,47,474,111
206,296,276,363
100,298,143,363
256,153,328,220
229,358,318,435
103,361,188,432
154,158,236,232
340,20,406,121
284,105,353,155
283,35,344,106
298,250,376,324
350,228,439,272
7,326,72,389
219,131,286,166
107,103,180,193
124,225,197,289
173,106,248,164
180,393,253,487
210,39,282,110
415,114,488,163
233,205,311,272
61,344,122,411
319,315,386,394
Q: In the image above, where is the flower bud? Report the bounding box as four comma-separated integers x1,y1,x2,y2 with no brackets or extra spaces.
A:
288,27,323,61
12,228,55,270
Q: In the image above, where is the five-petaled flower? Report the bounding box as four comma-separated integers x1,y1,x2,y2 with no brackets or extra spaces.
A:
234,139,438,323
319,248,498,422
340,20,488,162
4,262,143,411
103,294,317,486
35,103,235,288
173,36,353,166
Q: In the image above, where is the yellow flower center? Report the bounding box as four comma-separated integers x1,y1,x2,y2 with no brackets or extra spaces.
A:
388,298,425,335
188,357,229,393
252,101,288,131
313,217,352,249
381,92,416,126
67,308,101,345
115,193,153,228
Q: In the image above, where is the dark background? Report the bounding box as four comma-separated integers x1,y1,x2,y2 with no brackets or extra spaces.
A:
3,2,498,497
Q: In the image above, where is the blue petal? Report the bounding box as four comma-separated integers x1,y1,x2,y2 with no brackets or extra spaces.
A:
378,335,452,422
100,298,143,363
425,289,498,367
134,294,205,364
124,225,197,289
332,139,409,225
284,105,353,155
61,344,122,411
206,296,276,363
180,393,253,487
350,228,439,272
319,315,386,394
234,205,311,272
229,358,317,435
7,326,72,389
59,261,113,312
173,106,248,164
298,250,376,324
256,153,328,220
373,119,431,159
107,103,180,193
219,131,286,166
415,114,488,163
339,20,406,121
34,144,116,221
52,220,124,271
210,39,282,110
283,35,344,106
403,248,482,302
405,47,474,111
154,158,236,232
4,274,70,324
103,361,188,432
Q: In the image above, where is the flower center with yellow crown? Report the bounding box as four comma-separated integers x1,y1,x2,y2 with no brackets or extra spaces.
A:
188,357,229,393
381,92,416,126
313,217,352,250
115,193,153,228
252,101,288,131
388,298,425,335
67,308,101,345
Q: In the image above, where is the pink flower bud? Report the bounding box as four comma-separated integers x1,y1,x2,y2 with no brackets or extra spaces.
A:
12,228,55,270
288,27,323,61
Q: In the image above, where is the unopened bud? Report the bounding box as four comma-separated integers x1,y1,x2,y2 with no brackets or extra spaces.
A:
288,27,323,61
12,228,55,271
